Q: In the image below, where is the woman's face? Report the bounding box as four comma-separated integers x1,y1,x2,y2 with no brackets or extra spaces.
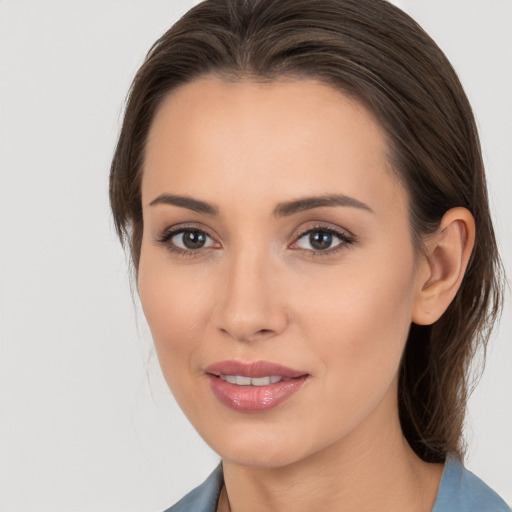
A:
139,77,427,467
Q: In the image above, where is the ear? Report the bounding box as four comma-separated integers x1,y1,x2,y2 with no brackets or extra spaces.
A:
412,207,475,326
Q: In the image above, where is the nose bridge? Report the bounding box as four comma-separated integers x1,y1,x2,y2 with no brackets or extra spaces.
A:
214,237,286,342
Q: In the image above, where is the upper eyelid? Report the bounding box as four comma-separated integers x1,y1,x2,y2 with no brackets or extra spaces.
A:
292,223,353,241
158,223,216,240
158,223,348,237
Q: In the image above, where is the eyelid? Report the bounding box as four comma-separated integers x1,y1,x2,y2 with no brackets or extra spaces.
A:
289,223,356,254
156,224,221,256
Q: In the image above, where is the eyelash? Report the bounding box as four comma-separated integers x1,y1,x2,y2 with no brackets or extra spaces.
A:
156,225,215,258
156,223,356,258
292,224,356,256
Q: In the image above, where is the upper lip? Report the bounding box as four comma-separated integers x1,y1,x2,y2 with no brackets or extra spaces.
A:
205,360,308,378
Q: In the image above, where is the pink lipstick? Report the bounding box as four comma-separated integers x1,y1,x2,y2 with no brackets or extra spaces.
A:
205,360,309,413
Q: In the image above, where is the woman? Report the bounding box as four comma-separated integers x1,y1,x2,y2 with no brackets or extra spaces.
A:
110,0,508,510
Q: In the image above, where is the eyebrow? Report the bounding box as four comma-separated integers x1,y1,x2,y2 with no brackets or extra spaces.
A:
149,194,219,215
273,194,373,217
149,193,373,217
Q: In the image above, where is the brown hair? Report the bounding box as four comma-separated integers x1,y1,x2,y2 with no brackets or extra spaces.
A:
110,0,504,462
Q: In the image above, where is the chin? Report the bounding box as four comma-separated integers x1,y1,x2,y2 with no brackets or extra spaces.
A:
203,425,317,469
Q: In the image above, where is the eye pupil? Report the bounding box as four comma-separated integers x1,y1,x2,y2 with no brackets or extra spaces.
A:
183,230,207,249
310,231,332,250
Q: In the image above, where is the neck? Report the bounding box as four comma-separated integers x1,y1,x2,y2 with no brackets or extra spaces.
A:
219,395,443,512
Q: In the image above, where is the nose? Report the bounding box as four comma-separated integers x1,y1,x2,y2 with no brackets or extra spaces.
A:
213,248,288,343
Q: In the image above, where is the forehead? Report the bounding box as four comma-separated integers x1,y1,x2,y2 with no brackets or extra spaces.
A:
142,76,406,217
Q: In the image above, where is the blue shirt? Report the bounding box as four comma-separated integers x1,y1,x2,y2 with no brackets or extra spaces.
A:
165,455,510,511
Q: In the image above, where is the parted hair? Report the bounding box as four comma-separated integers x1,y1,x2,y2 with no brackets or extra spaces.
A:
110,0,504,462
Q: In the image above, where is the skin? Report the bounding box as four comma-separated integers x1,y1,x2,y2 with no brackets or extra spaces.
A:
138,77,474,512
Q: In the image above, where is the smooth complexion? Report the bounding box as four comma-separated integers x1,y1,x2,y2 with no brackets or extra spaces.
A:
138,77,474,512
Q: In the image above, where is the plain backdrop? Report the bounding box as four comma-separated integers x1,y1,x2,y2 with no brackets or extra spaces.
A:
0,1,510,511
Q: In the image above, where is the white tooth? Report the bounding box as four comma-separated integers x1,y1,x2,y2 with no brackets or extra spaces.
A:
251,376,271,386
236,375,252,386
221,375,283,386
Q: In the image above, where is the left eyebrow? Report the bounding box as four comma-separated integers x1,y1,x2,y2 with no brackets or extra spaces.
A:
273,194,374,218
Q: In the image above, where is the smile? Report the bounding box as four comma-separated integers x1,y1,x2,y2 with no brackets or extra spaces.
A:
219,375,284,386
205,361,309,413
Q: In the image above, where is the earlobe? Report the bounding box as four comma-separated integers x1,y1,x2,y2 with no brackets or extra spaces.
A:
412,207,475,326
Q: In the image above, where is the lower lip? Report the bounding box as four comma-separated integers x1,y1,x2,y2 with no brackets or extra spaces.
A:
207,375,309,413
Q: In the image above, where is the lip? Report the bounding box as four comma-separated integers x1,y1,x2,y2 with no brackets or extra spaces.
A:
205,360,309,413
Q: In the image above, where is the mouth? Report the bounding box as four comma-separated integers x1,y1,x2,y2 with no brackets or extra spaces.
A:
218,375,286,386
204,360,309,412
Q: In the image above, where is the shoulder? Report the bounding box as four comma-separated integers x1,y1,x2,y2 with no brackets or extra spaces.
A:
162,464,224,512
433,455,510,512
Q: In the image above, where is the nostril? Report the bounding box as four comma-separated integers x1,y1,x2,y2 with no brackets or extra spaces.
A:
219,327,277,343
253,329,278,340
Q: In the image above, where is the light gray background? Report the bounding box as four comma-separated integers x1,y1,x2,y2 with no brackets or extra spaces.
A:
0,1,510,511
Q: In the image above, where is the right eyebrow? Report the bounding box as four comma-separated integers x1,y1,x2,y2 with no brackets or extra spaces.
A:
149,194,219,216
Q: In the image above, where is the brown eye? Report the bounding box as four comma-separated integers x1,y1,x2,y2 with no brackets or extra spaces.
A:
171,229,214,250
296,229,346,251
309,231,334,250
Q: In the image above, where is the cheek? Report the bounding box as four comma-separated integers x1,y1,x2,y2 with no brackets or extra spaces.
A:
293,255,416,395
137,251,214,383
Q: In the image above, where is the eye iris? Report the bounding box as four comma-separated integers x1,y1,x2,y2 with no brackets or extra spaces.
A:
310,231,332,250
183,230,207,249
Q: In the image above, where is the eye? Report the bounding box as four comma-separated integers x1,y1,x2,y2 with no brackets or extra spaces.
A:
292,226,354,253
157,227,217,254
172,229,214,250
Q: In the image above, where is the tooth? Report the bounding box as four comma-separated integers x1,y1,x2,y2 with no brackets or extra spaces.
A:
221,375,284,386
236,375,252,386
251,376,271,386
